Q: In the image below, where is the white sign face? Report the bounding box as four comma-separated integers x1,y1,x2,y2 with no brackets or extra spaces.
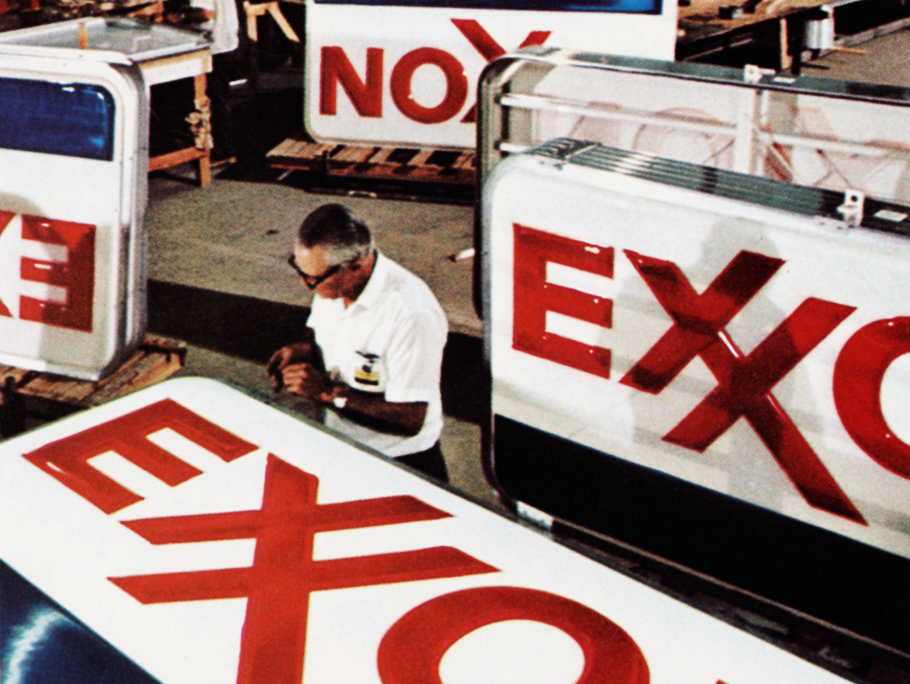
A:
486,155,910,562
304,1,676,149
0,378,852,684
526,67,910,204
0,55,145,379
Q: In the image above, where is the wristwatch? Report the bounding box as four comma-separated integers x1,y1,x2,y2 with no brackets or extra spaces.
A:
328,384,348,409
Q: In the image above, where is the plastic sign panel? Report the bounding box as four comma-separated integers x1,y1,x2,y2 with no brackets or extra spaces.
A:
479,48,910,205
305,0,676,149
0,378,857,684
0,50,147,380
482,140,910,651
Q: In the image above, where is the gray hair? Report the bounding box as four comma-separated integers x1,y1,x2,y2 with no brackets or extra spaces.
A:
297,204,373,265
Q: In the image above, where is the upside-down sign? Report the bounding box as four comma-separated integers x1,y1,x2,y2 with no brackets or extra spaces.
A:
0,378,852,684
304,0,676,149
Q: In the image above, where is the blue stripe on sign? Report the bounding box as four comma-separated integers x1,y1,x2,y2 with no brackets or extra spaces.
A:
0,561,161,684
0,78,116,161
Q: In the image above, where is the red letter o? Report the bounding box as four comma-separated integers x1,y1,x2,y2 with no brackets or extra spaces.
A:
390,48,467,124
834,317,910,479
377,586,649,684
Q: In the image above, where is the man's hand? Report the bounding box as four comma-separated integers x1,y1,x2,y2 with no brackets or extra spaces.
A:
280,363,331,400
266,342,315,392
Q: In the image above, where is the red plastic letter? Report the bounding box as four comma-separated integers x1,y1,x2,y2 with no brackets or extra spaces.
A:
19,214,95,332
378,586,649,684
0,210,13,317
451,19,550,123
834,317,910,479
622,250,783,393
111,456,498,684
320,46,383,117
625,250,864,523
390,48,467,124
23,399,258,513
513,224,613,379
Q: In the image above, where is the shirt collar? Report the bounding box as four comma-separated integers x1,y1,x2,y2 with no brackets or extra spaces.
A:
351,250,388,311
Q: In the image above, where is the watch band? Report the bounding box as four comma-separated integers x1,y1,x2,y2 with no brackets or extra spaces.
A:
327,383,348,409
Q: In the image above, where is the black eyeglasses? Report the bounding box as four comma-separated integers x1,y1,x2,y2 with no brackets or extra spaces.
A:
288,255,344,289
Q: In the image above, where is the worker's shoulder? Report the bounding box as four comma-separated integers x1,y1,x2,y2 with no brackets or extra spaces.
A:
378,258,446,324
381,257,441,304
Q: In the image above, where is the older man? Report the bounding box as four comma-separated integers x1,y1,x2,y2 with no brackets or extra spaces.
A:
267,204,449,482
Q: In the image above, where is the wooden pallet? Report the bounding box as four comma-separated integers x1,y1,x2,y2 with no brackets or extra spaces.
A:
266,136,476,185
0,335,187,437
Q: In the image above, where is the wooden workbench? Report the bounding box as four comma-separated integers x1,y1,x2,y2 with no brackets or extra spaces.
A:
141,47,214,186
676,0,874,70
678,0,841,25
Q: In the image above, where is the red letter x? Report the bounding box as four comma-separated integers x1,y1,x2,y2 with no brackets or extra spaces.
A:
451,19,550,123
621,250,864,524
110,455,498,684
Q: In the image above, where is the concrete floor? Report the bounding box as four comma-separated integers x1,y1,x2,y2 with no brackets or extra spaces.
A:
145,158,493,505
804,25,910,85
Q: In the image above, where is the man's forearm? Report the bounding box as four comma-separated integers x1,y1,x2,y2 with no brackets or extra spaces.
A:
323,384,427,437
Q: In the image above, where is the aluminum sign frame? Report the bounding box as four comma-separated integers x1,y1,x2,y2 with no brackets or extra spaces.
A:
478,47,910,206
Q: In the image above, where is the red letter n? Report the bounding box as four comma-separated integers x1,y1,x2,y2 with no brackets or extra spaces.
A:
23,399,258,514
320,46,383,117
513,224,613,379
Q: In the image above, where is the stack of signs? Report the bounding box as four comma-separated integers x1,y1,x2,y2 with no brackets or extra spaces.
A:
0,378,860,683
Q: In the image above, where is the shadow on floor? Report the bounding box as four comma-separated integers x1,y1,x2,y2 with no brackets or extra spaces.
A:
148,280,489,425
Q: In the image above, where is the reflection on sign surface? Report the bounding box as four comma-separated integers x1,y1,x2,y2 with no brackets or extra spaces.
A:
0,77,116,160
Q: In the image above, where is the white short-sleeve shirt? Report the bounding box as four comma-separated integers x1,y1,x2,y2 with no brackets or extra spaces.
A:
307,252,448,457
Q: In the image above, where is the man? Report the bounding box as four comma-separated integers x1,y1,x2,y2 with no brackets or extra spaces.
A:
267,204,449,482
